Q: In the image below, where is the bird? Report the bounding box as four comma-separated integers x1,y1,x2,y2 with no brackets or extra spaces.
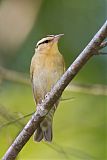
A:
30,34,65,142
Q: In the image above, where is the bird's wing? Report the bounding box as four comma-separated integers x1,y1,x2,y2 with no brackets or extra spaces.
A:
30,55,37,103
30,55,35,83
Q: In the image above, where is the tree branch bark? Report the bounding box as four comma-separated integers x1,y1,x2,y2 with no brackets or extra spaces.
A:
2,20,107,160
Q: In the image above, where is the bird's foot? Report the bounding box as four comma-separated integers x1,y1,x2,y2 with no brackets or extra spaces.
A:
45,92,50,99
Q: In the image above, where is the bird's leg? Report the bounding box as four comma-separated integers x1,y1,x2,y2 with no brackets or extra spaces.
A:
36,95,50,117
45,84,54,99
36,98,43,111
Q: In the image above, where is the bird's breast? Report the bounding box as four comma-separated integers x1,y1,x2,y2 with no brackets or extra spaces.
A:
32,53,64,94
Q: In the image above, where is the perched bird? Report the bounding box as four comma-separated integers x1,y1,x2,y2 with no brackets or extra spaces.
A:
30,34,65,142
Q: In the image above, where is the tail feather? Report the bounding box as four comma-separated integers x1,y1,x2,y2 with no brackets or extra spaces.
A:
43,122,53,142
34,126,43,142
34,104,58,142
34,118,53,142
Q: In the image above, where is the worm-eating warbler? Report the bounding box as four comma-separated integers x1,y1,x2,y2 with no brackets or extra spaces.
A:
30,34,65,142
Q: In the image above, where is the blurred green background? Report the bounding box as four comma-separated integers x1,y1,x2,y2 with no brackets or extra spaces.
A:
0,0,107,159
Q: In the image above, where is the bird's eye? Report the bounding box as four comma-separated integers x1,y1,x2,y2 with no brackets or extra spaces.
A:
41,40,50,44
44,40,49,43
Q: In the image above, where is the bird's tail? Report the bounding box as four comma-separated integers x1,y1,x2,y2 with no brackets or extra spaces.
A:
34,106,55,142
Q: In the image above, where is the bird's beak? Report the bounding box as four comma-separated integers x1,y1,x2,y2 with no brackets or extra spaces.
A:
53,34,64,42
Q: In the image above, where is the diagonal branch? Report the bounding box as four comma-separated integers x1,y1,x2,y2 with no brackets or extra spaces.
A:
2,20,107,160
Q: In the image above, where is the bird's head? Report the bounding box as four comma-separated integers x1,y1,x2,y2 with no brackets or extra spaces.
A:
35,34,64,54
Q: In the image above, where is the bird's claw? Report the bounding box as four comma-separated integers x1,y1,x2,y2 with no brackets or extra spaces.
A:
45,92,50,99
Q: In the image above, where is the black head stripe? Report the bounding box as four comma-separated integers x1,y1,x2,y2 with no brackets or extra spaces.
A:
40,39,51,44
36,39,52,48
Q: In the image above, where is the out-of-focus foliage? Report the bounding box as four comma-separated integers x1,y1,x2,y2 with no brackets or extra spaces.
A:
0,0,106,159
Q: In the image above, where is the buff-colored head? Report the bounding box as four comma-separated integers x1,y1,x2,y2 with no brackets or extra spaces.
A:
35,34,64,54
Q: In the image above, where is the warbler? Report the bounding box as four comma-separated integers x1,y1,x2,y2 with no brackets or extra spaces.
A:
30,34,65,142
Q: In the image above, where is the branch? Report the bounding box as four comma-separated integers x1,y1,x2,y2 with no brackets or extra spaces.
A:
94,40,107,55
66,83,107,96
0,105,25,129
0,111,34,130
97,51,107,55
0,66,30,85
99,40,107,49
2,20,107,160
